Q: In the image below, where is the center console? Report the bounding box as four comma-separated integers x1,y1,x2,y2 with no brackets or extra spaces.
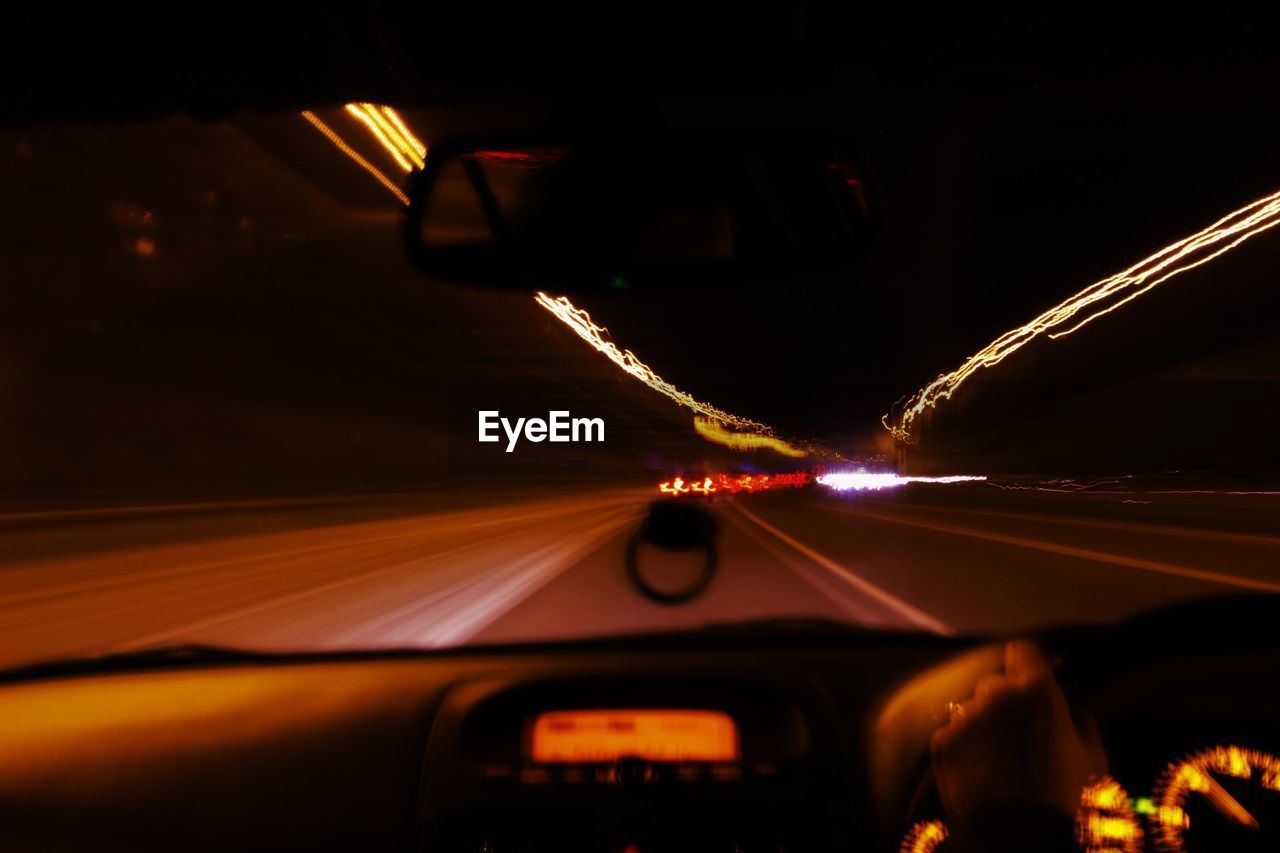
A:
417,674,848,852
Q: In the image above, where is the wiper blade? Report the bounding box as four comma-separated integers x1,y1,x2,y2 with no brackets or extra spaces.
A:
0,644,270,684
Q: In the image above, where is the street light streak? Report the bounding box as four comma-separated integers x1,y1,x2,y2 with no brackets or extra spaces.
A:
300,110,410,205
359,103,426,169
534,292,774,434
376,105,426,159
343,103,422,172
694,417,807,457
343,104,412,171
885,187,1280,441
817,471,987,492
359,104,422,168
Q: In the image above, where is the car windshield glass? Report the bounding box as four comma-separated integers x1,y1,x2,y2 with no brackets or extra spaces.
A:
3,106,1278,671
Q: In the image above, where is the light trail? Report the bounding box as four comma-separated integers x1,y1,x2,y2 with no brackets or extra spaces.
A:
658,472,810,496
300,110,410,205
986,475,1141,493
817,470,987,492
374,105,427,159
303,114,814,457
985,475,1280,496
534,292,775,434
343,103,426,171
693,417,807,457
884,187,1280,441
301,104,426,203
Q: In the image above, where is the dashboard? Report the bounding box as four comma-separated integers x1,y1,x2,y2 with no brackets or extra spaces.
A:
879,639,1280,853
0,596,1277,852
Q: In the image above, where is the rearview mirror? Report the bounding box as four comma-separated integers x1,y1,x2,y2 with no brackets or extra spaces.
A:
402,132,872,290
626,500,719,605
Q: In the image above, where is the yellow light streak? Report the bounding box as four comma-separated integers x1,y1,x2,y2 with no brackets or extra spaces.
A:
377,105,427,159
300,110,410,205
885,187,1280,441
358,103,426,169
343,103,419,172
693,416,807,457
356,104,419,168
534,292,774,434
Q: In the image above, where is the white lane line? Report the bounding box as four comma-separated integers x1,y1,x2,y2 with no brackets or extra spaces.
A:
886,501,1280,548
721,506,917,627
817,503,1280,594
730,502,954,635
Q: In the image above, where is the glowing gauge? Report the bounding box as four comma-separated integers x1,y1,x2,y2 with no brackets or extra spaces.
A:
899,819,947,853
1077,775,1143,853
1152,745,1280,852
528,710,739,764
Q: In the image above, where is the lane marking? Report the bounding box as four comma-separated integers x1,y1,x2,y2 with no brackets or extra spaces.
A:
817,504,1280,594
730,502,954,634
890,502,1280,548
721,506,919,627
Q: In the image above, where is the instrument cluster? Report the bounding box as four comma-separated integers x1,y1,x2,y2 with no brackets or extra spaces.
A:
900,743,1279,852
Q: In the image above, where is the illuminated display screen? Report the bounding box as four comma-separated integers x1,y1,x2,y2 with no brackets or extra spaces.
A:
529,709,740,763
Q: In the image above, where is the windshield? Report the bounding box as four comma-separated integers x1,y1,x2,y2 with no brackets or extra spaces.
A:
3,103,1278,671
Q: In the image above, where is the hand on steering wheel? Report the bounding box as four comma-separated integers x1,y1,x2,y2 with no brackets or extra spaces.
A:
931,640,1107,820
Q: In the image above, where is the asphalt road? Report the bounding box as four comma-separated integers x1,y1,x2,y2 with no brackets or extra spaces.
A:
4,483,1279,670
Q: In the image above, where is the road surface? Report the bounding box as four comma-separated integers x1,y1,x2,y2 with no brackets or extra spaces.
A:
3,484,1279,669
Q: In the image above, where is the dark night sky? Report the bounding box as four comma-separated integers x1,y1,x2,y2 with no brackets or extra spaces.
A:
2,27,1279,504
539,92,1280,469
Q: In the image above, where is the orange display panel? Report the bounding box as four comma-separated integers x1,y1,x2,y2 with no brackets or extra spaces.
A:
529,709,740,763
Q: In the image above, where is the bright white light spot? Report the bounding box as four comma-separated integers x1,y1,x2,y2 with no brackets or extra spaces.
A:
816,470,987,492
